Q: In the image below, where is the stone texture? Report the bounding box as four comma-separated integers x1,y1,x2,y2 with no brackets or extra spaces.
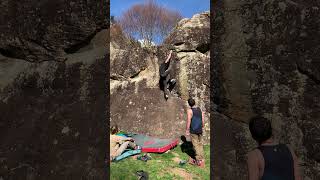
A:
165,12,210,53
212,0,320,179
0,0,109,179
110,12,210,143
0,0,108,62
110,39,149,80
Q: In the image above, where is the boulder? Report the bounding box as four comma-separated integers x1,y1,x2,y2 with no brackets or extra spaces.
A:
110,12,210,143
212,0,320,179
0,0,108,179
0,0,108,62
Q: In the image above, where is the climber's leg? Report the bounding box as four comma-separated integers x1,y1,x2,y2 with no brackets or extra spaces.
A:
168,79,176,92
164,74,171,99
114,141,130,157
161,76,169,99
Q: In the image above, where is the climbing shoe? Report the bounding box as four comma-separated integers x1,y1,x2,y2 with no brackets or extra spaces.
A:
145,154,152,160
179,160,187,166
136,170,149,180
197,159,205,168
165,94,169,100
168,79,176,92
137,154,151,162
169,79,176,84
188,158,197,165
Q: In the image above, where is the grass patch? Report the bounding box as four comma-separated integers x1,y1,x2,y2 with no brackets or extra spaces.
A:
110,145,210,180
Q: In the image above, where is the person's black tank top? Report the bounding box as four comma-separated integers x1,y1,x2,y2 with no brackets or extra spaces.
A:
257,144,294,180
159,62,169,77
190,107,202,134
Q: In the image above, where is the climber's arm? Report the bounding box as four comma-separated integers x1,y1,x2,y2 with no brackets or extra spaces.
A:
115,136,133,143
165,51,174,74
202,112,205,128
288,146,302,180
165,50,173,63
247,150,260,180
186,109,192,135
166,60,172,73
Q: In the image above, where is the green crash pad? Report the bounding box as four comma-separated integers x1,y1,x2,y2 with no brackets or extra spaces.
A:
113,149,141,162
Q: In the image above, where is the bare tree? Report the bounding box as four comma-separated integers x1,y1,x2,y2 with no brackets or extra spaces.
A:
119,0,182,47
110,15,115,24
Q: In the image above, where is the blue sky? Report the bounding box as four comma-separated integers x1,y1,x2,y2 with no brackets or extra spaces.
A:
110,0,210,44
110,0,210,19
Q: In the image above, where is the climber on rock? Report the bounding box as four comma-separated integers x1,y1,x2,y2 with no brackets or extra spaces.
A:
247,116,301,180
185,98,205,168
159,49,176,100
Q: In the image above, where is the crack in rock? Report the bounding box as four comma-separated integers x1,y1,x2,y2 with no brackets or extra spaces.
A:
296,63,320,85
110,74,126,81
64,30,100,54
196,43,210,54
130,67,147,79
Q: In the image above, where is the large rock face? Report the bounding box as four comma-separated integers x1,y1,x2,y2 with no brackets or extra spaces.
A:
212,0,320,179
0,0,107,62
0,0,108,179
110,12,210,143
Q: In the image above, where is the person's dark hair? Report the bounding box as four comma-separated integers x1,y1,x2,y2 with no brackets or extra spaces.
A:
188,98,195,107
249,116,272,144
110,125,119,135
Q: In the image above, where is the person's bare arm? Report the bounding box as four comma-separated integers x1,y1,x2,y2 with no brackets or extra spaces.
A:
116,136,133,143
186,109,192,136
288,146,302,180
125,137,134,141
165,50,173,63
247,151,260,180
202,112,205,128
164,51,173,74
118,136,126,142
166,60,172,72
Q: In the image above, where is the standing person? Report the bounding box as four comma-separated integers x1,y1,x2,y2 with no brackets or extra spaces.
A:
185,98,205,167
159,50,176,100
110,125,140,162
247,116,301,180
